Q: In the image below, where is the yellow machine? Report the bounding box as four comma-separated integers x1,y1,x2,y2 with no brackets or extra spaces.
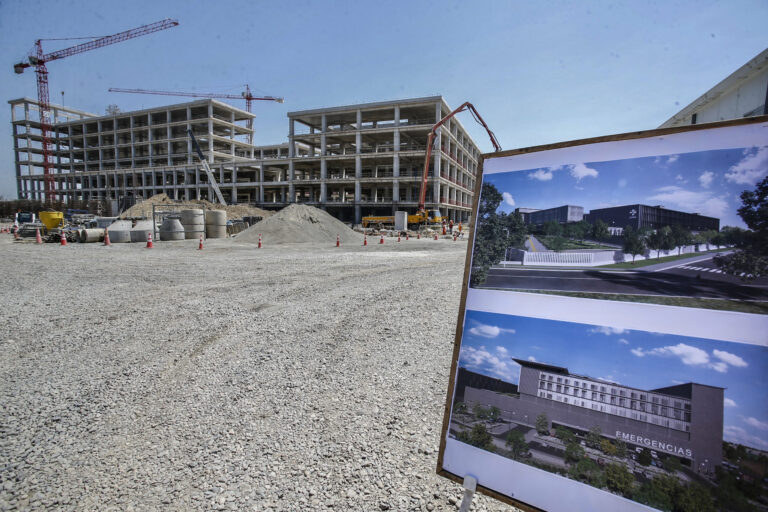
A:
362,209,444,229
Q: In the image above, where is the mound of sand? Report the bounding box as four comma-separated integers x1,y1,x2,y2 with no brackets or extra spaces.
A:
236,204,364,245
120,193,273,221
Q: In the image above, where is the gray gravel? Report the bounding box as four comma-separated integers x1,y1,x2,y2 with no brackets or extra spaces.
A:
0,236,513,511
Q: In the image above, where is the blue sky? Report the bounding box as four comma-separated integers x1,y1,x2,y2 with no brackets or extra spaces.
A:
458,309,768,450
486,146,768,228
1,0,767,198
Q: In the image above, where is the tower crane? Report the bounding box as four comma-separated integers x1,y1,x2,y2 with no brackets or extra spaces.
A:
108,86,284,145
13,18,179,202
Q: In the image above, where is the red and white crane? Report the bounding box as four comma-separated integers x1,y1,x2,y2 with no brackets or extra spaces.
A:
107,86,284,145
13,18,179,202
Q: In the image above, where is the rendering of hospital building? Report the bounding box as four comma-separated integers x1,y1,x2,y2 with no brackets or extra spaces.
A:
463,359,724,475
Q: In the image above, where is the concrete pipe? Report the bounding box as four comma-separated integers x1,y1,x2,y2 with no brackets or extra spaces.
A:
181,209,205,240
78,228,105,243
159,218,185,241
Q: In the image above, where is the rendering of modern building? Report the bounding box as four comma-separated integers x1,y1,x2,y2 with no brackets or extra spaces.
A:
585,204,720,232
463,359,724,475
659,47,768,128
521,205,584,225
9,95,481,223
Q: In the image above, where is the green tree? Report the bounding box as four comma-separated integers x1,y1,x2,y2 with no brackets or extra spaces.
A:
565,442,585,463
543,220,563,237
548,235,567,252
473,403,489,420
568,458,605,488
622,226,646,262
591,219,610,242
586,425,602,449
600,439,617,456
453,401,467,414
456,424,495,452
664,456,681,473
535,413,549,435
614,439,627,459
605,463,634,496
470,184,527,287
555,425,575,445
633,475,680,511
670,224,693,255
488,406,501,422
677,483,715,512
714,176,768,280
637,448,652,466
647,226,674,258
505,430,529,459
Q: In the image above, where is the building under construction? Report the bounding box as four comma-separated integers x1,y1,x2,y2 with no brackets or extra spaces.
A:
9,95,481,223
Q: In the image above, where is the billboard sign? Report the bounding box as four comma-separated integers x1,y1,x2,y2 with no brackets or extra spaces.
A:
437,117,768,511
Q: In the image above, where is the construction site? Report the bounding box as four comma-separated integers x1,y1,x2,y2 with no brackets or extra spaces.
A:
0,15,512,512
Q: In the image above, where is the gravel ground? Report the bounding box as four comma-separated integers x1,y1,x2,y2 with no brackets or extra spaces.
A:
0,235,512,512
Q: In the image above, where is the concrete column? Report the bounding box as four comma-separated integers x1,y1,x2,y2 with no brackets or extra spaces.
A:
320,182,327,202
355,155,361,178
321,159,327,180
288,119,295,157
207,103,214,162
393,180,399,202
393,153,399,178
320,114,327,156
394,105,400,126
231,166,238,204
195,166,201,200
355,110,362,153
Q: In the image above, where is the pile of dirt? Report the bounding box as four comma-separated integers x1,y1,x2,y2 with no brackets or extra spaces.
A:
236,204,364,245
119,194,273,221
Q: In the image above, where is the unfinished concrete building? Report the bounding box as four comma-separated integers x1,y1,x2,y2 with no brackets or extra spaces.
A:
254,96,480,223
9,95,481,223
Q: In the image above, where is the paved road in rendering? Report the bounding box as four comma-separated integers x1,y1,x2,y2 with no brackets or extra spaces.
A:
483,254,768,300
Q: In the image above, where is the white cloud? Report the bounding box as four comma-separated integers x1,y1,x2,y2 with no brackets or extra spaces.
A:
647,185,729,218
699,171,714,188
527,356,537,362
742,416,768,431
496,346,509,356
459,345,516,382
468,323,515,339
724,425,768,450
631,343,747,373
667,155,679,164
502,192,515,207
528,168,554,181
618,179,627,188
725,146,768,185
590,326,626,336
713,349,748,368
674,174,688,184
618,338,629,345
569,163,598,181
724,398,737,408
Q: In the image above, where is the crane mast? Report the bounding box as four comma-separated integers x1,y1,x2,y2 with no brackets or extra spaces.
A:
13,18,179,202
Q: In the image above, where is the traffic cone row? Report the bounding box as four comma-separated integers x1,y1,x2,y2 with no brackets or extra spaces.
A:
363,235,368,246
198,235,204,250
35,228,42,244
397,234,401,243
434,233,438,240
258,234,262,249
379,234,384,245
336,234,340,247
145,232,154,249
104,228,111,246
60,231,67,246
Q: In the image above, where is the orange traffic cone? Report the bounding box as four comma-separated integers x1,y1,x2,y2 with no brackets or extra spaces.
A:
35,228,42,244
103,228,111,246
198,234,204,250
379,234,384,245
417,232,421,239
60,231,67,246
363,235,368,246
258,234,262,249
442,224,447,235
336,234,340,247
397,234,401,243
406,233,409,241
434,233,438,240
453,234,457,242
145,232,154,249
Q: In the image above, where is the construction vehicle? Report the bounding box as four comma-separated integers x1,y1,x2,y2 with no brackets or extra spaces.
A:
188,129,227,206
361,101,500,230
